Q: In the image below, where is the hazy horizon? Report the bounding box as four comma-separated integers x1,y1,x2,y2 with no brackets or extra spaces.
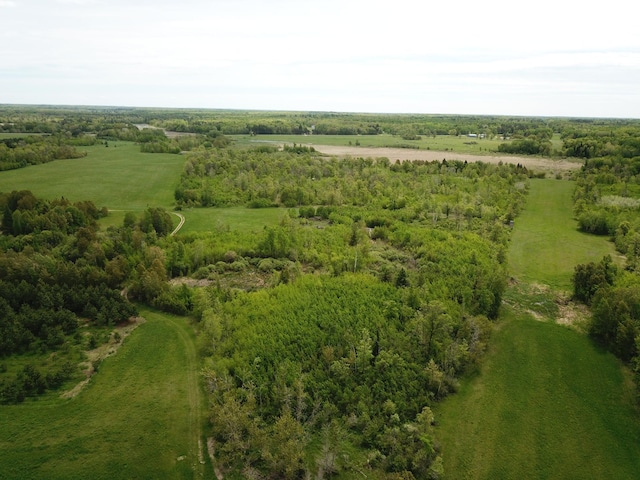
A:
2,102,638,121
2,0,639,119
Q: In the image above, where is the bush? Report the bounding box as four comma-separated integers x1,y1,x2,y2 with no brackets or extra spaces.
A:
248,198,276,208
573,256,617,304
577,210,614,235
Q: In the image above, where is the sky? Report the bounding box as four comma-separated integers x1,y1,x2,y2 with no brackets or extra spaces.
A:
1,0,639,118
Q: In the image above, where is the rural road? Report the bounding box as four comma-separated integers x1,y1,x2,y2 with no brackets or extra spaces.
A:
170,212,185,236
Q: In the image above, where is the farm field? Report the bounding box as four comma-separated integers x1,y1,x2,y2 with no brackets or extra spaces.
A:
235,133,507,153
308,144,580,172
0,142,183,211
235,135,581,172
435,179,640,479
0,308,208,480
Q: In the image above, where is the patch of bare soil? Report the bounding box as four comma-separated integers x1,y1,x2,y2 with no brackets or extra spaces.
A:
312,145,582,172
556,295,591,334
170,271,270,290
165,130,196,139
169,277,212,288
60,316,146,399
525,309,546,322
207,437,224,480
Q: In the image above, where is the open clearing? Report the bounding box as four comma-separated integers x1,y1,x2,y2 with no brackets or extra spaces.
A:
0,308,209,480
312,145,581,172
436,179,640,479
179,206,288,235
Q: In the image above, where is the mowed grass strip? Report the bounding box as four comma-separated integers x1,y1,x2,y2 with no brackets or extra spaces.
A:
508,178,619,292
436,306,640,480
0,309,208,480
0,142,184,210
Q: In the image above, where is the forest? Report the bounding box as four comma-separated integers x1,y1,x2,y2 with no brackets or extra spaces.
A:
2,105,640,479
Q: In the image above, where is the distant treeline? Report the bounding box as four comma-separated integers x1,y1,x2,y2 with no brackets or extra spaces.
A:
3,105,640,158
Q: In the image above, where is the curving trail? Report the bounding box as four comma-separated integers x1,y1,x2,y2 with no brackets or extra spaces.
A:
170,212,185,236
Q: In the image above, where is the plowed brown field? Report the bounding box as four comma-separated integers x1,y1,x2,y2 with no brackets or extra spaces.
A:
313,145,581,171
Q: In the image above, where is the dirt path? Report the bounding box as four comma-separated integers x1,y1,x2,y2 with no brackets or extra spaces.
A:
312,145,582,172
170,212,185,236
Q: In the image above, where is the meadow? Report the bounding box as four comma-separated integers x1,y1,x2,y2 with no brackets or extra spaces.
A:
0,308,209,480
0,142,183,211
0,141,299,235
435,178,640,479
436,306,640,479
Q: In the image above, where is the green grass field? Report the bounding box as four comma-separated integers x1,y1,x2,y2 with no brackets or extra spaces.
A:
0,143,290,235
436,306,640,479
436,178,640,479
0,142,184,211
234,133,507,155
179,206,288,234
0,308,209,480
508,178,619,292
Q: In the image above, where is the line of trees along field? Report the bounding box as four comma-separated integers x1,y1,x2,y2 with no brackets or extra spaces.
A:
3,106,640,478
571,149,640,385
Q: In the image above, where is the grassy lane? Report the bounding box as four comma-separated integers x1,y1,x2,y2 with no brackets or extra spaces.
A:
436,179,640,479
0,309,207,480
161,312,206,476
508,179,619,291
437,306,640,479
